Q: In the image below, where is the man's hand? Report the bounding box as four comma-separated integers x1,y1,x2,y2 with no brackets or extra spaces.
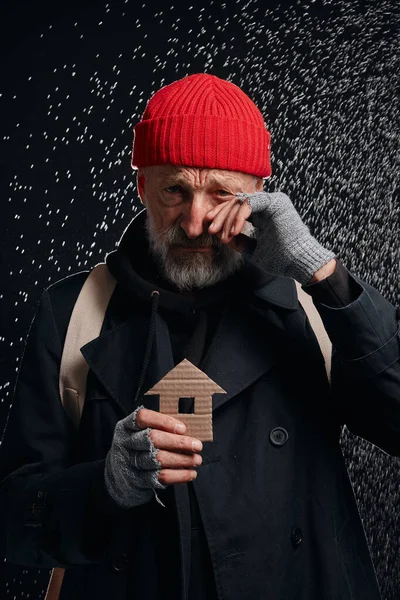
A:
206,196,252,245
205,191,336,285
104,405,203,509
135,407,203,485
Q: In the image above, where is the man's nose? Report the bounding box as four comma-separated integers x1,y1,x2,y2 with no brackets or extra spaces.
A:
180,196,212,239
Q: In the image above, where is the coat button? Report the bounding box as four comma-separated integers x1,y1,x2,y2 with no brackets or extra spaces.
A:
291,527,303,548
111,552,129,572
269,427,289,446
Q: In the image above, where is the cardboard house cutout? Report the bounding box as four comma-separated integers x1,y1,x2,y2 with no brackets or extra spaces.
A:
144,359,226,441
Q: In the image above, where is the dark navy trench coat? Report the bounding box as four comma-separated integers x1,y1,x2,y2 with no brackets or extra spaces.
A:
0,266,399,600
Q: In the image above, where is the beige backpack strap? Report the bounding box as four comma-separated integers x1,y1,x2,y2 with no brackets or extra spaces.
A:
294,280,332,384
59,262,117,431
45,264,117,600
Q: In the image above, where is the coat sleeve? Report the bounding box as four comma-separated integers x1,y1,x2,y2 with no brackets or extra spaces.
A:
303,265,400,457
0,288,128,568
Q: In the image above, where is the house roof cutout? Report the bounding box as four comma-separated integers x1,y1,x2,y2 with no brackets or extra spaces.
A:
144,359,226,441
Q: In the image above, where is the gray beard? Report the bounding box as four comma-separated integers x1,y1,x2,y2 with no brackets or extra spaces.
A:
145,210,244,292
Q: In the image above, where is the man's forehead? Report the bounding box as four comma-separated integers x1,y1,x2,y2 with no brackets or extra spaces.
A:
148,165,249,184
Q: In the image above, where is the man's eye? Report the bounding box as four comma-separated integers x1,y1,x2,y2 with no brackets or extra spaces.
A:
216,190,231,197
165,185,181,193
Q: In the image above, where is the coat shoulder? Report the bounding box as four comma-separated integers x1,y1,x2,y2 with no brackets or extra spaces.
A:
46,269,90,299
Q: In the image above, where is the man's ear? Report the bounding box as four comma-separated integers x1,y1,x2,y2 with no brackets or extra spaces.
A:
255,177,264,192
137,171,146,205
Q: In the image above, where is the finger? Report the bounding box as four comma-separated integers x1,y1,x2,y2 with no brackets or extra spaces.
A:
127,427,154,452
155,449,203,469
208,198,237,234
150,429,203,454
206,197,237,224
204,199,233,222
135,407,187,434
231,199,253,237
158,468,198,485
222,203,242,242
132,449,161,470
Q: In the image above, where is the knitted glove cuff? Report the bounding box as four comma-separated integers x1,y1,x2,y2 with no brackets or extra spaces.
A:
283,238,337,285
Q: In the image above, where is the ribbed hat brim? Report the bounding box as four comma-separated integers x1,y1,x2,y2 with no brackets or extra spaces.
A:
132,114,271,177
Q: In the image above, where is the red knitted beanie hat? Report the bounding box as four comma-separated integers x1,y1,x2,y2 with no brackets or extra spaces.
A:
131,73,271,178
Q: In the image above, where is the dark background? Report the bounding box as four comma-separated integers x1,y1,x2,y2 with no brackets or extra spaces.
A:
0,0,399,598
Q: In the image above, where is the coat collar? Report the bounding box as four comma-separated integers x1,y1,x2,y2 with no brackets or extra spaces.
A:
252,271,298,310
80,274,298,418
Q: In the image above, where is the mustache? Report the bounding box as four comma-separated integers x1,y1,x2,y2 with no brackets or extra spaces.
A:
161,223,223,249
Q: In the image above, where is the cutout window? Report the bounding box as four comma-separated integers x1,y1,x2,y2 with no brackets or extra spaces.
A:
178,397,195,414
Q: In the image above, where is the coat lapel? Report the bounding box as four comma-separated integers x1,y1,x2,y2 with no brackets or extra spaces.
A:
201,291,294,412
80,311,175,417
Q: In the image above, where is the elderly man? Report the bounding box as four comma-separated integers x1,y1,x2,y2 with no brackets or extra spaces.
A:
0,73,399,600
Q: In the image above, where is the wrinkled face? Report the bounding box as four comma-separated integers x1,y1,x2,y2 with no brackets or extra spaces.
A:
137,165,263,292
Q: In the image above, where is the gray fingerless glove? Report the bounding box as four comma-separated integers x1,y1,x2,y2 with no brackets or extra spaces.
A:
235,191,336,285
104,404,167,509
